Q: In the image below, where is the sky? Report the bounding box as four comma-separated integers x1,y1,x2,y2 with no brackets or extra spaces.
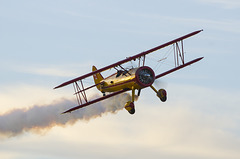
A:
0,0,240,159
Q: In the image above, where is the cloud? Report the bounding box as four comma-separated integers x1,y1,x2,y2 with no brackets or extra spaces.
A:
0,84,73,113
133,104,240,159
62,85,240,159
0,58,94,78
10,64,86,78
196,0,240,9
121,11,240,35
0,84,240,159
21,67,78,77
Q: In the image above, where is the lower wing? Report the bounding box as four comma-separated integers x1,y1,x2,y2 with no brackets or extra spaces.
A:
62,89,129,114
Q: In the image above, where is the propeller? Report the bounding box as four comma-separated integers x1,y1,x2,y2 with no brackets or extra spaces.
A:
153,79,167,89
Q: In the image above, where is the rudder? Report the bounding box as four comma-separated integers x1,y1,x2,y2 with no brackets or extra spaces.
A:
92,66,104,90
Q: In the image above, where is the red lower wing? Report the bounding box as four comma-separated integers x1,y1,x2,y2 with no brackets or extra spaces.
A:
62,89,129,114
155,57,203,79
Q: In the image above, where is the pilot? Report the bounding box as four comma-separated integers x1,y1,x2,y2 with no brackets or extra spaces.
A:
116,70,123,77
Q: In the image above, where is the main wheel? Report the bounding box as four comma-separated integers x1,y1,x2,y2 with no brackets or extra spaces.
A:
124,101,135,114
157,89,167,102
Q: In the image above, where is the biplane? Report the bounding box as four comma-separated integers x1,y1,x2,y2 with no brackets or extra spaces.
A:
55,30,203,114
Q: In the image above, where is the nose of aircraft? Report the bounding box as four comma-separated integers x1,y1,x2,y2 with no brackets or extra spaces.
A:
135,66,155,87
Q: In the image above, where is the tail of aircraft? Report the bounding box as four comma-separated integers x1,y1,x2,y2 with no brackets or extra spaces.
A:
92,66,104,90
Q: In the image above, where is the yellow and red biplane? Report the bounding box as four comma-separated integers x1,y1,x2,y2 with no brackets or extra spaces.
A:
55,30,203,114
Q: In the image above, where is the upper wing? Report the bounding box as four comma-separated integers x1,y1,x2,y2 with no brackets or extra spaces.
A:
54,30,203,89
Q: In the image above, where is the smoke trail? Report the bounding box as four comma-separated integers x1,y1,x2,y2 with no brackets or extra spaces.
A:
0,93,132,138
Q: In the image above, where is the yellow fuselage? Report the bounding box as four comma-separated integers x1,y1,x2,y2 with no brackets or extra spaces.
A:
100,68,141,93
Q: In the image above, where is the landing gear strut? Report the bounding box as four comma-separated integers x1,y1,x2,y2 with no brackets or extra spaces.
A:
150,85,167,102
124,87,136,114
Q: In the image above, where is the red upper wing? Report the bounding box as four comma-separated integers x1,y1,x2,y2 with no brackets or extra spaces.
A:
55,30,203,89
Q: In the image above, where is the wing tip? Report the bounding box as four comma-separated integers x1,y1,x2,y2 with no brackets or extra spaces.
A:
198,56,204,61
54,83,65,89
61,110,71,114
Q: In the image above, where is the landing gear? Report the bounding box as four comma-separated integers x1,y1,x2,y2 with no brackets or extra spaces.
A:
124,87,136,114
150,85,167,102
124,101,135,114
157,89,167,102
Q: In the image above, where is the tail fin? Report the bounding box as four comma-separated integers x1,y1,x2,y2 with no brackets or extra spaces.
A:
92,66,104,90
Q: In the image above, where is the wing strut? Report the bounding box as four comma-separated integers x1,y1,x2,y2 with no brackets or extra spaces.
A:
73,80,88,105
155,57,203,79
173,40,185,67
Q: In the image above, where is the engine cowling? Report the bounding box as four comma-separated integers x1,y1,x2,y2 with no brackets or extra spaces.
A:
135,66,155,88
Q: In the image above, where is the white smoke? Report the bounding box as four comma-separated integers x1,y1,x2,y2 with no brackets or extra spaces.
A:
0,93,132,138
